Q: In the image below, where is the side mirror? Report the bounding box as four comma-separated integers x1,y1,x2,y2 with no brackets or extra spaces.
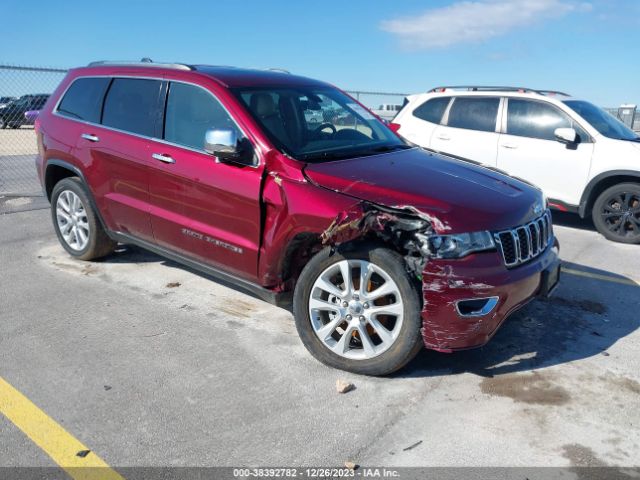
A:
204,128,254,165
554,127,577,144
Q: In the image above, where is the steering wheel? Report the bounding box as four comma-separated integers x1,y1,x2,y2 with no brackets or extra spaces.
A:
313,123,337,135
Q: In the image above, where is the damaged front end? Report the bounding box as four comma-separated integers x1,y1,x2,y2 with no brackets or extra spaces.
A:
320,201,439,278
320,201,499,281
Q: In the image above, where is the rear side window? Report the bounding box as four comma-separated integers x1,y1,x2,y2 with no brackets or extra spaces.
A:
102,78,162,137
164,82,241,150
447,97,500,132
57,78,110,123
507,99,574,141
413,97,450,124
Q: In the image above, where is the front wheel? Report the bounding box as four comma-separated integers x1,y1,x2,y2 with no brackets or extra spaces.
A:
0,117,6,129
293,246,423,376
592,183,640,244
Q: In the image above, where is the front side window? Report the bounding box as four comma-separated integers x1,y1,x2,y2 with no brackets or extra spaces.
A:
447,97,500,132
58,78,110,123
102,78,162,137
164,82,241,151
507,99,587,141
234,86,407,162
564,100,639,141
413,97,450,124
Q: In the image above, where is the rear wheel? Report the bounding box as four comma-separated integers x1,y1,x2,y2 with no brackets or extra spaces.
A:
592,183,640,244
293,245,423,376
50,177,116,260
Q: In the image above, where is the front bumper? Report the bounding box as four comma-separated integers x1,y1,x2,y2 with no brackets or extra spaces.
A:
420,239,560,352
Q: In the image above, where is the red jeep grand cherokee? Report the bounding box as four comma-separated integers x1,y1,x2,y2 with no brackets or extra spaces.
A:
36,61,560,375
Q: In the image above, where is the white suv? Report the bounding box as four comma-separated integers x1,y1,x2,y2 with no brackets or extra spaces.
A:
392,86,640,244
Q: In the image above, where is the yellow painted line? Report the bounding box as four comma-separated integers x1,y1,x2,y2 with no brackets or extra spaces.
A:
0,376,124,480
562,266,639,287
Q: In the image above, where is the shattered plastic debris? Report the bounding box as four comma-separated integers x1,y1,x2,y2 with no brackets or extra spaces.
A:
321,201,435,277
344,461,358,470
336,379,355,394
402,440,423,451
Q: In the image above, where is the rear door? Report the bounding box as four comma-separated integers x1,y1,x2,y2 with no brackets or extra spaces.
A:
497,98,594,204
146,80,264,281
397,96,450,147
430,96,501,166
71,77,161,241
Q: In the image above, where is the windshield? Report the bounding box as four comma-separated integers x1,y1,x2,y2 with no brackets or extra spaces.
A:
564,100,639,141
233,86,408,162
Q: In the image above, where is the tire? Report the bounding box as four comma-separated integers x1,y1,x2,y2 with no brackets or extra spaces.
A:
50,177,117,260
592,182,640,244
0,117,6,129
293,245,423,376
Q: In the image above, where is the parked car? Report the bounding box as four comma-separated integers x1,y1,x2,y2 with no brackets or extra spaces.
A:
0,96,17,108
0,94,49,128
392,86,640,244
24,109,40,125
36,62,559,375
372,103,402,121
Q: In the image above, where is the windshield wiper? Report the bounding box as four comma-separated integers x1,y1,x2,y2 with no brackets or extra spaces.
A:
369,144,412,153
301,144,412,162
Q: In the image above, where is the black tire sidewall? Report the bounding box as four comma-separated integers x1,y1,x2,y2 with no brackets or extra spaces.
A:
50,177,105,260
293,245,423,376
592,183,640,244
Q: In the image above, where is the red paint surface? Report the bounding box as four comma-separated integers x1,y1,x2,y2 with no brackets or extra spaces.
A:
36,64,559,351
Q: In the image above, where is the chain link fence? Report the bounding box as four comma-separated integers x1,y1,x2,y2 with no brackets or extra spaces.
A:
0,65,67,197
1,64,638,199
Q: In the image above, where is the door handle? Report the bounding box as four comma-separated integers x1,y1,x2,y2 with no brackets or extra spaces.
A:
436,134,450,141
81,133,99,142
501,143,518,149
152,153,176,164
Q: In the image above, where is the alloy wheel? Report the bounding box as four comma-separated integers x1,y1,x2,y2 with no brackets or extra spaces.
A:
600,191,640,239
308,259,404,360
56,190,90,251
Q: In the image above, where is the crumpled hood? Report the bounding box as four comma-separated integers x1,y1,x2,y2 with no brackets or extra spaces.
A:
304,148,543,233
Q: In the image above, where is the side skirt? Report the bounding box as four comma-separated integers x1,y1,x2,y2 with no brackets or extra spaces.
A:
109,231,292,308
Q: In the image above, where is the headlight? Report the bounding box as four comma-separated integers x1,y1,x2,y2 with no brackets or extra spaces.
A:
417,231,495,259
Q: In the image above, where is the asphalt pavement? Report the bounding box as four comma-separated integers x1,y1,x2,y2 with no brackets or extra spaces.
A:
0,207,638,475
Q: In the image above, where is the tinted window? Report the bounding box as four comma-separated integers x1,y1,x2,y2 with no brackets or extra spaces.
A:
32,96,49,110
234,86,405,162
564,100,637,141
507,99,575,141
102,78,161,136
447,97,499,132
58,78,110,122
164,82,241,150
413,97,450,124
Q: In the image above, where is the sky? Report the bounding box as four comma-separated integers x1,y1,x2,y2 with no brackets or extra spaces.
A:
2,0,640,106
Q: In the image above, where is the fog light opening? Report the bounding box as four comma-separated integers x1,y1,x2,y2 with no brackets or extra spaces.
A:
455,296,500,317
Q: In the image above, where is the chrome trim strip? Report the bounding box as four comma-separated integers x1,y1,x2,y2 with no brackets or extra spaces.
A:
52,74,260,168
455,296,500,318
494,209,554,268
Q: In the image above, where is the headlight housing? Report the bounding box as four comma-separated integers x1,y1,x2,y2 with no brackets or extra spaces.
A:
416,231,495,259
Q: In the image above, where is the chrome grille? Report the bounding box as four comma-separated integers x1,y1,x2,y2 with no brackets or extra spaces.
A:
494,211,553,268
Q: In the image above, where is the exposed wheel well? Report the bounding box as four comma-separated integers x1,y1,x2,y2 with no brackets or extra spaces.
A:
280,233,323,290
280,234,401,292
582,175,640,217
45,164,78,200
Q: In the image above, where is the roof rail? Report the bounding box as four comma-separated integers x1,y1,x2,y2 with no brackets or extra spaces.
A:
266,67,291,74
87,58,193,71
427,86,570,96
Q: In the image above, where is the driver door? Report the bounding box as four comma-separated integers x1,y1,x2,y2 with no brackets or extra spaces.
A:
497,98,594,204
147,80,264,281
